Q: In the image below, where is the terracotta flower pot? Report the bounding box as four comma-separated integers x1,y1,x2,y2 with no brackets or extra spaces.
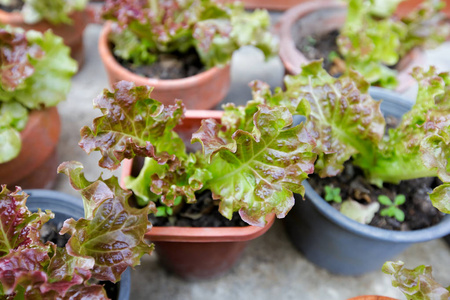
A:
98,22,231,110
396,0,450,18
278,0,425,92
0,9,89,67
348,297,398,300
0,107,61,189
120,110,275,280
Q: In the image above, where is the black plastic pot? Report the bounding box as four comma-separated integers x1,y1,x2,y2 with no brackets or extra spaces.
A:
25,189,131,300
283,87,450,275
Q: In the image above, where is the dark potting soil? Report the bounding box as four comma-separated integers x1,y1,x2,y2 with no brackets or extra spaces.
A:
0,0,23,11
40,221,120,300
308,161,445,231
149,190,248,227
308,114,445,231
294,29,341,74
115,48,205,80
130,157,248,228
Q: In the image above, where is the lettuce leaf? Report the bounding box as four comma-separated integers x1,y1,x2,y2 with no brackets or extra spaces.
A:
383,261,450,300
57,161,154,282
272,61,385,177
337,0,448,89
21,0,88,25
193,105,316,226
80,81,186,170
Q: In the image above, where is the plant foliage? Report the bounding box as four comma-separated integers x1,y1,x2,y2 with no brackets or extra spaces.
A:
0,0,88,24
0,162,153,299
102,0,277,69
336,0,448,89
80,80,317,227
0,26,77,163
383,261,450,300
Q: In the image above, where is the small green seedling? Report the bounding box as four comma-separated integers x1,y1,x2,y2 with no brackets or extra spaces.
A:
156,195,183,217
328,50,340,62
324,185,342,203
306,36,317,46
378,194,406,222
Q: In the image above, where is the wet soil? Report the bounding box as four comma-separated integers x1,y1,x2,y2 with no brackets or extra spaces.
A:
0,0,23,11
115,48,205,80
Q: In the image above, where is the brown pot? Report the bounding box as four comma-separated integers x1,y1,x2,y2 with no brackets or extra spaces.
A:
0,107,61,189
0,9,88,67
396,0,450,18
278,0,425,92
348,297,398,300
120,110,275,280
98,22,231,110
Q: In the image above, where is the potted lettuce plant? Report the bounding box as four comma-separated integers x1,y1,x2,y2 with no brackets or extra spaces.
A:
98,0,278,109
279,61,450,275
0,25,77,189
278,0,449,91
79,79,316,279
0,0,90,65
0,161,153,299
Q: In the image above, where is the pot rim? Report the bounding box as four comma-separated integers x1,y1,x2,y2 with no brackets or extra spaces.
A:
98,21,229,89
304,87,450,243
277,0,424,92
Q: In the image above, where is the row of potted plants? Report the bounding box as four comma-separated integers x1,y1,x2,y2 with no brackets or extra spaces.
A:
1,0,450,299
2,59,449,298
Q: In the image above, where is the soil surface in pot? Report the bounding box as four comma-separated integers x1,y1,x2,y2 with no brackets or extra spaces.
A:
308,115,445,231
131,157,247,227
0,0,23,11
295,29,341,74
149,190,248,227
308,162,444,231
114,46,205,80
40,220,120,300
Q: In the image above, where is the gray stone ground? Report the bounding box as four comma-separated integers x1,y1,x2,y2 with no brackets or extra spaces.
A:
54,23,450,300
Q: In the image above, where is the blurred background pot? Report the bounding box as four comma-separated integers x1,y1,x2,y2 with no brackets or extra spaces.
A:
277,0,425,92
0,107,60,189
0,9,88,67
98,22,231,110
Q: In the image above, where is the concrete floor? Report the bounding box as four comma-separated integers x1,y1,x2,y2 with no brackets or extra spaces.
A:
53,23,450,300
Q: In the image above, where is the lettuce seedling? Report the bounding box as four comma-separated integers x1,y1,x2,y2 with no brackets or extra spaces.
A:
324,185,342,203
335,0,448,89
252,60,450,216
383,261,450,299
80,80,317,227
0,25,77,163
378,195,406,222
0,161,153,299
102,0,277,69
0,0,88,24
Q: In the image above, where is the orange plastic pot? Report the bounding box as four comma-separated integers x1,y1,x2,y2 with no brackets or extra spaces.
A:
0,9,88,67
120,110,275,280
348,297,398,300
278,0,425,92
98,22,231,110
0,107,61,189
